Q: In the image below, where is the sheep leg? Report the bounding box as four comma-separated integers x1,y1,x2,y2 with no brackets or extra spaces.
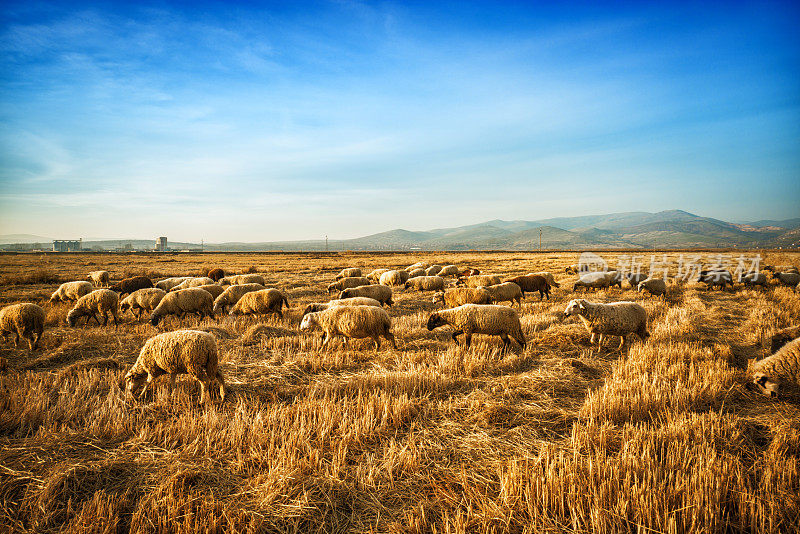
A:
112,311,118,327
597,334,604,350
372,335,381,351
500,333,511,354
618,335,626,351
590,333,596,345
197,379,211,405
465,333,473,349
90,313,101,326
138,375,155,400
451,329,463,344
385,331,398,350
321,332,331,350
169,373,176,395
102,311,108,326
215,372,226,402
14,332,20,348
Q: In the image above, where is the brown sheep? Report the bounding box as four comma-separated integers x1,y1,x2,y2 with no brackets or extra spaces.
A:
110,276,154,297
505,275,551,300
207,268,225,282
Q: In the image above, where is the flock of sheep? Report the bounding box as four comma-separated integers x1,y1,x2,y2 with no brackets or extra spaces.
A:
1,259,799,405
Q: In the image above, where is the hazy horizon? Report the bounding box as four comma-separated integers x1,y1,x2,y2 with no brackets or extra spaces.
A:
2,1,799,243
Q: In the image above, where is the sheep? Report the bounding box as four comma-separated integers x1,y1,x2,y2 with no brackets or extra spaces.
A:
207,268,225,282
459,268,480,277
87,270,110,288
437,265,460,277
229,289,288,318
328,276,371,293
625,272,649,289
456,275,502,288
425,264,444,276
212,283,265,315
751,337,800,397
432,287,492,307
528,271,560,288
196,284,226,299
696,269,733,290
742,272,768,288
120,288,167,320
406,262,429,272
110,276,154,297
219,274,266,286
366,268,391,282
563,299,649,351
637,278,667,297
300,305,397,351
49,281,94,303
67,289,120,327
764,265,798,274
572,272,621,292
302,297,383,317
119,329,225,405
404,276,446,292
380,270,410,287
406,268,426,279
155,277,192,291
505,274,551,300
0,303,45,350
170,277,215,291
338,284,393,307
771,325,800,353
335,267,362,280
566,264,592,274
426,304,526,351
150,288,213,326
774,272,800,287
478,282,523,307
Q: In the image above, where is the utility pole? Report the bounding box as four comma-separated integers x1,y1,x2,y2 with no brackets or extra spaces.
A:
325,235,328,252
539,228,542,250
201,239,204,252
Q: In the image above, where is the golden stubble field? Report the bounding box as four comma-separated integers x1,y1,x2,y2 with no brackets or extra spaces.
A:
1,250,799,534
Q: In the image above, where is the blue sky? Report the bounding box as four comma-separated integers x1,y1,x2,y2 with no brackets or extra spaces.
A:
1,1,798,242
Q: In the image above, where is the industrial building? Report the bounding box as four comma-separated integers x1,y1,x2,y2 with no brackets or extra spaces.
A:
155,237,168,252
52,239,82,252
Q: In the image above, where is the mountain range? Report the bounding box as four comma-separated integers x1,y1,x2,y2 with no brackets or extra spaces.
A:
2,210,799,251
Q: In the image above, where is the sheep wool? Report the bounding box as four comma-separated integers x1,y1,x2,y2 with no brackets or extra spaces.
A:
637,278,667,297
752,337,800,397
432,287,492,308
427,304,525,350
171,277,215,291
572,272,620,292
771,325,800,353
0,303,45,350
456,275,502,288
87,270,110,288
405,276,446,292
335,267,362,280
50,281,94,303
366,268,391,282
219,274,266,286
406,268,426,279
742,273,768,287
505,275,551,300
155,277,192,291
478,282,523,307
528,271,560,288
302,297,382,317
563,299,649,350
380,270,410,287
150,288,213,326
425,265,444,276
110,276,154,297
67,289,120,327
328,277,371,293
776,272,800,287
207,268,225,282
120,288,167,320
405,262,429,272
120,329,225,405
696,270,732,290
196,284,226,299
229,289,288,318
212,283,265,315
300,305,396,351
338,284,393,307
437,265,460,277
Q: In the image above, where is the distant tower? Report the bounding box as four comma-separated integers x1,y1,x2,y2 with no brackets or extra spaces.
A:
155,236,168,252
325,235,328,252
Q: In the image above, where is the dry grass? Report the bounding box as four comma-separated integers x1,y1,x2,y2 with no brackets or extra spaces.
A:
1,251,799,533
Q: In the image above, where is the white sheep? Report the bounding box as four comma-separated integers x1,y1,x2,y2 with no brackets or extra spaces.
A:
456,275,502,288
366,268,391,282
478,282,523,307
637,278,667,297
338,284,393,307
752,337,800,397
212,283,265,315
426,304,526,351
771,325,800,353
196,284,226,299
229,289,288,318
120,288,167,320
425,264,444,276
302,297,383,317
219,274,266,286
154,277,192,291
49,281,94,303
300,305,397,351
437,265,460,277
150,288,213,326
87,270,110,288
432,287,492,307
527,271,560,288
405,261,429,272
170,277,215,291
335,267,362,280
563,299,649,350
0,303,45,350
67,289,120,327
327,276,371,294
404,276,446,292
406,268,426,279
572,271,622,292
379,270,410,287
119,329,225,405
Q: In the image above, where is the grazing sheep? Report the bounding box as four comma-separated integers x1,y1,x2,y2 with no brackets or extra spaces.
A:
764,265,799,274
696,270,733,290
67,289,120,327
425,264,444,276
459,268,480,277
563,299,649,350
155,277,192,291
49,281,94,303
479,282,523,307
170,277,215,291
774,272,800,287
366,268,391,282
0,303,45,350
432,287,492,307
302,297,383,317
742,273,768,288
626,272,649,289
404,276,446,292
87,270,110,288
771,325,800,353
196,284,226,299
380,270,410,287
207,268,225,282
212,283,265,315
456,275,502,288
566,264,592,275
505,275,551,300
301,306,397,351
120,288,167,320
637,278,667,297
335,267,362,280
338,284,393,307
572,272,621,292
426,304,526,351
406,262,429,272
328,276,371,294
110,276,154,297
219,274,266,286
528,272,560,288
229,289,288,318
406,268,426,279
437,265,460,277
150,288,214,326
752,337,800,397
119,329,225,405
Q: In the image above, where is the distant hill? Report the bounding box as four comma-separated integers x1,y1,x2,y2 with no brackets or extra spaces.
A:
2,210,799,251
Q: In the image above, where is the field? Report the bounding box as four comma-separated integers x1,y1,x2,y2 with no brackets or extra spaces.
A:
1,251,799,533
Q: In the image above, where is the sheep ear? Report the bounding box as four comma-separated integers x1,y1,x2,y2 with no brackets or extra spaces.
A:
578,300,587,310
